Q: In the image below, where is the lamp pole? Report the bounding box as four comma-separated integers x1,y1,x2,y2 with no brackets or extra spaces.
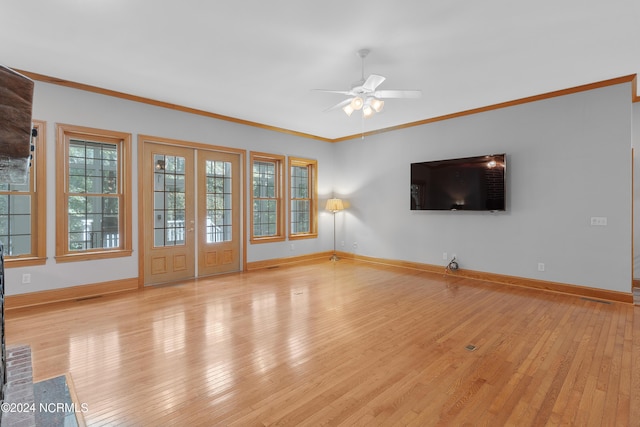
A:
330,210,339,261
326,198,344,261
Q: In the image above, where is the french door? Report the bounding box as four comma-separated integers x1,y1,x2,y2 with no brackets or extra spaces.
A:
197,150,241,276
142,141,241,285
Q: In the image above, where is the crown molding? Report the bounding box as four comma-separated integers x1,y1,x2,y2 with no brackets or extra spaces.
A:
14,69,638,144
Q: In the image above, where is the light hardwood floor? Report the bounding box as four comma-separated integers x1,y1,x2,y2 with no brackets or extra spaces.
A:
6,260,640,426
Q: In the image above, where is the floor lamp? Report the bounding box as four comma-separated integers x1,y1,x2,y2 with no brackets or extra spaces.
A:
326,198,344,261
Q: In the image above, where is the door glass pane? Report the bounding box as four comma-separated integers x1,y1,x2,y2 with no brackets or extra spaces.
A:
205,160,232,243
153,154,186,247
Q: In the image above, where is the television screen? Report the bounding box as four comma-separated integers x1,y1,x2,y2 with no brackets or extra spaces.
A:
411,154,506,211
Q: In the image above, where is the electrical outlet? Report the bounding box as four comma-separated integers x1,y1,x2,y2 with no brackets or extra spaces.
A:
290,243,295,251
353,242,358,249
537,263,545,272
442,252,448,260
590,217,607,226
22,273,31,284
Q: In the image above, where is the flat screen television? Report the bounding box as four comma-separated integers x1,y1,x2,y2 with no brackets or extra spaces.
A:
411,154,506,211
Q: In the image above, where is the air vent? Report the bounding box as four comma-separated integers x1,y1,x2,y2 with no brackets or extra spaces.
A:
580,297,612,305
75,295,102,302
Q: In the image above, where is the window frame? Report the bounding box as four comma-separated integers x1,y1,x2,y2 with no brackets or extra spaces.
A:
249,151,285,244
56,124,132,262
288,157,318,240
3,120,47,267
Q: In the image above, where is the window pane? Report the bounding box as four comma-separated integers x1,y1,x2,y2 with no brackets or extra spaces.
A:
291,165,309,199
1,177,30,193
253,198,278,237
0,194,32,256
69,140,118,195
69,175,86,193
154,228,165,247
205,160,232,243
67,196,120,251
253,161,276,198
153,154,186,248
291,200,310,233
9,214,30,235
9,235,30,256
9,195,30,214
0,217,7,236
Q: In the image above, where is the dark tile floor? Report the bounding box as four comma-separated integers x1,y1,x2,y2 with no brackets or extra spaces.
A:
33,375,78,427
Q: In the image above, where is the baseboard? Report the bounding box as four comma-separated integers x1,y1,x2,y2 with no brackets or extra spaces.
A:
337,251,634,304
6,255,631,308
5,278,139,310
633,279,640,288
246,251,333,271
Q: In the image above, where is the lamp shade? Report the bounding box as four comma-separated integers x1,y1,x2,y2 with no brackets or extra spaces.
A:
350,96,364,111
342,104,354,117
325,198,344,212
371,98,384,112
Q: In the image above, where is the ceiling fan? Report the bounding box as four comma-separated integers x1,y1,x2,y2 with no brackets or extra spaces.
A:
315,49,422,118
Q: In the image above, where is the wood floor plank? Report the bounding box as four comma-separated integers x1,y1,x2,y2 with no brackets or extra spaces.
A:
5,259,638,426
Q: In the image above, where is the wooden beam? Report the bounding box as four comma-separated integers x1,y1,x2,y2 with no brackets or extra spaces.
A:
0,66,33,183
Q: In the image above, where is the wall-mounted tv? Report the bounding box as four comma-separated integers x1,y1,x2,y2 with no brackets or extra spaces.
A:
411,154,506,211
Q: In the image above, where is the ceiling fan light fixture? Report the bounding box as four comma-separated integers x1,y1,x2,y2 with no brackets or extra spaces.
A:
350,96,364,110
342,104,355,116
314,49,422,121
371,98,384,112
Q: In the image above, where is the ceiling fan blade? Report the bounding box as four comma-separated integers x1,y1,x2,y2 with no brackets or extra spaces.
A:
362,74,386,91
324,98,353,112
313,89,352,95
374,90,422,99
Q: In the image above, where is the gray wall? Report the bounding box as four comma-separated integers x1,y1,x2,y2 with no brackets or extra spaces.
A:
5,80,635,295
333,82,633,293
5,82,336,295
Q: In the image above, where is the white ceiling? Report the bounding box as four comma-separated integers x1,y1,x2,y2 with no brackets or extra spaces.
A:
2,0,639,140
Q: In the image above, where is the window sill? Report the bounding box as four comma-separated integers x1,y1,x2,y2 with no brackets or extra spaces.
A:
55,249,133,263
250,236,286,245
5,257,47,268
289,233,318,241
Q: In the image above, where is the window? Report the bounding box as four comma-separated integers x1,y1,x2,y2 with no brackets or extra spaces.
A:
56,124,132,262
1,120,46,267
288,157,317,239
250,152,285,243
